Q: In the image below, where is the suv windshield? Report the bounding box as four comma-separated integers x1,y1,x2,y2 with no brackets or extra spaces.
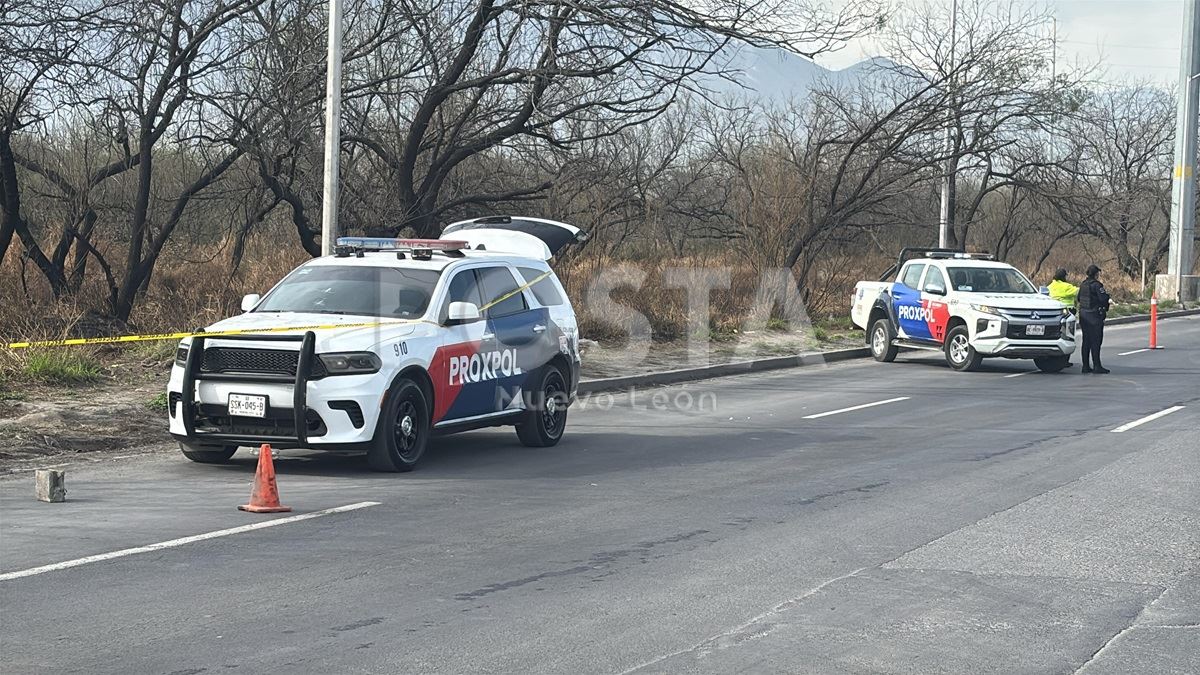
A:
256,266,441,318
947,266,1035,294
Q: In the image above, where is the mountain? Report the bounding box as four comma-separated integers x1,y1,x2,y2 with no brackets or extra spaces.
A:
698,45,903,103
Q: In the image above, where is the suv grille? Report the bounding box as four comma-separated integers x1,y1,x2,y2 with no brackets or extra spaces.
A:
201,347,327,378
1006,324,1062,340
1002,309,1055,319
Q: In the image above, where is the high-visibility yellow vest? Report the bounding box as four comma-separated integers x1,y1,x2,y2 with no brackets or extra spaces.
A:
1048,279,1079,307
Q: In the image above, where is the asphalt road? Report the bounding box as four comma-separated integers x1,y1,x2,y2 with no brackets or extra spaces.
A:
2,317,1197,674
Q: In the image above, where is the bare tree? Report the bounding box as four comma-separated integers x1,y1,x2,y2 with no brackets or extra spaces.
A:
882,0,1079,249
336,0,880,237
11,0,270,319
1036,84,1175,278
0,0,87,277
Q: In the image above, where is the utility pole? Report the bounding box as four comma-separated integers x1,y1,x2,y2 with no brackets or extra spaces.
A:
1162,0,1200,303
938,0,959,249
320,0,344,257
1050,17,1056,84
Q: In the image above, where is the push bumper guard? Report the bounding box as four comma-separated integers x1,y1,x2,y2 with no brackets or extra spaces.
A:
179,331,317,448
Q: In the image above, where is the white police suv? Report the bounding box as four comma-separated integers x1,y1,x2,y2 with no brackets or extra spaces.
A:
851,248,1077,372
167,216,585,471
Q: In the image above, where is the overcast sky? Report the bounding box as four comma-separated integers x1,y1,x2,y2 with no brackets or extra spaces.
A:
813,0,1187,85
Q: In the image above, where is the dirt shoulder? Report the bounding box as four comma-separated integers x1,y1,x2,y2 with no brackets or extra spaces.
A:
0,326,861,473
0,351,177,475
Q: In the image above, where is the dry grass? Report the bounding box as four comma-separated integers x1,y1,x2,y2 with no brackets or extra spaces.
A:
2,232,1162,386
559,252,863,343
0,236,304,383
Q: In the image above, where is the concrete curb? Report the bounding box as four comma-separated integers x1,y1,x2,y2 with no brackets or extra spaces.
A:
1105,307,1200,326
576,308,1199,394
578,347,869,395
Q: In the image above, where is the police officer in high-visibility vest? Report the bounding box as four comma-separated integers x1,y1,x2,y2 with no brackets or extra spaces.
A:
1048,268,1079,310
1077,264,1111,374
1047,268,1079,366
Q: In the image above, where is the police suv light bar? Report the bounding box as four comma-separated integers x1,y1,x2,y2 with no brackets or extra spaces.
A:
335,237,469,251
334,237,472,259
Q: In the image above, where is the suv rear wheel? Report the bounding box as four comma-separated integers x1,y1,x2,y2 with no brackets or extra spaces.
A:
944,325,982,372
516,364,569,447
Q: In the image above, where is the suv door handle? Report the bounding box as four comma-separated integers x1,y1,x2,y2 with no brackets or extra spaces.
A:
481,332,496,341
532,324,547,334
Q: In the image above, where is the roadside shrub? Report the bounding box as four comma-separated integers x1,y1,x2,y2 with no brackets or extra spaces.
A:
146,392,169,413
132,340,180,365
20,351,104,385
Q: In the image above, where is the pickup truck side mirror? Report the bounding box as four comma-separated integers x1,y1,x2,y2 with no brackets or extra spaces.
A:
925,283,946,296
240,293,261,312
1038,286,1050,296
446,301,482,325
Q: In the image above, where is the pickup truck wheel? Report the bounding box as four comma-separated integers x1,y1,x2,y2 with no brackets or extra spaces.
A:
368,379,429,472
179,442,238,464
944,326,982,371
1034,356,1070,373
870,319,898,362
516,365,569,447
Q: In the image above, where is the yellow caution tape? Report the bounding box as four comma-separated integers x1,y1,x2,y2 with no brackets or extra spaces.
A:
2,270,554,350
480,270,551,311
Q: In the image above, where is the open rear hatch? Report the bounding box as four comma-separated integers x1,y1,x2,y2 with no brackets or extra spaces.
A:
441,216,587,260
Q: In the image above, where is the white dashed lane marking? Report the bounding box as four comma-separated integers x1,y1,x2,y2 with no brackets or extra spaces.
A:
1111,406,1185,433
0,501,382,582
803,397,910,420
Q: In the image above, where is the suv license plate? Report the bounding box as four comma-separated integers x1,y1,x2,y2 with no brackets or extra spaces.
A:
1026,324,1045,336
228,393,267,418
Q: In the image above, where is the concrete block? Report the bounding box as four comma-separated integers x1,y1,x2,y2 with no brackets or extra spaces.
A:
35,469,66,502
1155,274,1200,303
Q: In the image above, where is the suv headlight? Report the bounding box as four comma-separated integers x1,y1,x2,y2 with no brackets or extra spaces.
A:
318,352,381,375
971,304,1000,315
175,346,189,366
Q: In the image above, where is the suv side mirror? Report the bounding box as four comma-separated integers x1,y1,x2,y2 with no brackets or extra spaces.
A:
446,301,482,324
240,294,261,312
925,283,946,296
1038,286,1050,295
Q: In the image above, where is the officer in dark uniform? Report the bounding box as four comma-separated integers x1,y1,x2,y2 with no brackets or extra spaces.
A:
1076,264,1111,374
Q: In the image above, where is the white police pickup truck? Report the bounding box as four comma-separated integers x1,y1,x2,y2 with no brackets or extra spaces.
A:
850,249,1076,372
167,216,585,472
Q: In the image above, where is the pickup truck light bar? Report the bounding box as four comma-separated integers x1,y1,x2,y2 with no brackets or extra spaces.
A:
878,247,996,281
924,251,996,260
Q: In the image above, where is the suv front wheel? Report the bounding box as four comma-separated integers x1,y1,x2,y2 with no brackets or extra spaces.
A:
944,325,982,372
1034,356,1070,373
179,442,238,464
368,378,430,472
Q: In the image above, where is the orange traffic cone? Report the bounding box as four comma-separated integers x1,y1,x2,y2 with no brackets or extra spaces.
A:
239,444,291,513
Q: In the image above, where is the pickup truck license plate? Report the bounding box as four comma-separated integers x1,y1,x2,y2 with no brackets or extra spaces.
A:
1025,324,1045,336
228,393,267,418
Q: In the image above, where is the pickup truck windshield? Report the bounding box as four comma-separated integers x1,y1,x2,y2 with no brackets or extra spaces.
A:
947,267,1035,294
256,266,441,318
